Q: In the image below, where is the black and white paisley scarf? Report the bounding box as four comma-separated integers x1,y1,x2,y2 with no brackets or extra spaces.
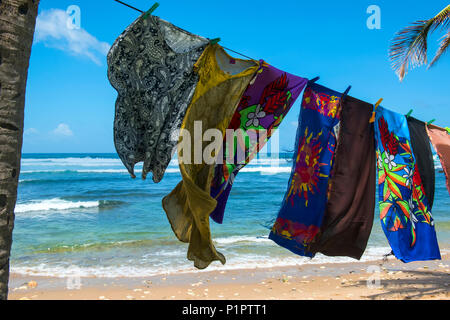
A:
107,14,208,182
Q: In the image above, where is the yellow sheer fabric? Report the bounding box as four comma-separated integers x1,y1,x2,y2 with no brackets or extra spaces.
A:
162,44,259,269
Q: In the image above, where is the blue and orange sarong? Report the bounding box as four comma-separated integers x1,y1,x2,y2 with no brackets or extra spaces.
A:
269,83,343,257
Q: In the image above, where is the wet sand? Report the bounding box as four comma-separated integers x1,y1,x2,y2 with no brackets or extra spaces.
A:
8,252,449,300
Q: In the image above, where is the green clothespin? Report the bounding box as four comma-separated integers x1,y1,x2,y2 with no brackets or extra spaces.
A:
428,119,436,125
143,2,159,19
406,109,413,118
209,38,221,45
445,127,450,135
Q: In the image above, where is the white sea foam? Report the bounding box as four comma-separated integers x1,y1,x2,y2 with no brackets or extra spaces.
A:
21,155,444,171
10,246,404,278
241,166,291,174
21,169,68,173
15,198,100,213
18,155,294,177
214,235,271,245
21,157,123,167
20,169,129,174
76,169,129,173
19,166,292,174
20,157,290,168
246,158,291,166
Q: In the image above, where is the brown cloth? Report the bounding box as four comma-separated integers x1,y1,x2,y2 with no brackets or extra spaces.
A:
427,124,450,196
308,96,376,260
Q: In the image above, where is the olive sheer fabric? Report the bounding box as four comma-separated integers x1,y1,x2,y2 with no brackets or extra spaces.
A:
162,44,260,269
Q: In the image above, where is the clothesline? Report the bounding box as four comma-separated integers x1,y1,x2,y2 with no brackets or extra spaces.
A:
111,0,446,131
112,0,256,60
113,0,143,13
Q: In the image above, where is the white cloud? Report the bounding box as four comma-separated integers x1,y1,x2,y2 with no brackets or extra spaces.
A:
35,9,110,65
24,128,39,136
52,123,73,137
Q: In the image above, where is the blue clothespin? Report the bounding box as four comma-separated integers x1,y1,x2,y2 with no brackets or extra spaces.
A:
342,85,352,100
143,2,159,20
308,76,320,84
209,38,221,45
406,109,413,118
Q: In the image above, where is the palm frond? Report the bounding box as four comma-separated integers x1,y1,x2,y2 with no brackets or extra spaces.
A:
431,4,450,30
389,20,431,81
389,5,450,81
429,30,450,67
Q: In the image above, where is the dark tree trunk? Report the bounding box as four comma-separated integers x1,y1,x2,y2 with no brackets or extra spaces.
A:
0,0,39,300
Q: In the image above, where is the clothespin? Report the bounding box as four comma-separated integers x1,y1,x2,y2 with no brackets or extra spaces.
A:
405,109,413,118
342,85,352,101
209,38,221,45
428,119,436,125
445,127,450,135
308,76,320,84
369,98,383,123
143,2,159,20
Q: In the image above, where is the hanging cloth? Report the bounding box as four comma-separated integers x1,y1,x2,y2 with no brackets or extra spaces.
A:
108,14,209,182
426,123,450,196
308,96,376,260
162,44,260,269
375,106,440,262
210,63,308,224
269,83,343,257
407,117,435,208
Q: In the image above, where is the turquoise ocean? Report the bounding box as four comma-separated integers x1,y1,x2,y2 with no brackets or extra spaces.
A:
10,153,450,278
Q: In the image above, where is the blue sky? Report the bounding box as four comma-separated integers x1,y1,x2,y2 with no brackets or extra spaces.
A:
23,0,450,153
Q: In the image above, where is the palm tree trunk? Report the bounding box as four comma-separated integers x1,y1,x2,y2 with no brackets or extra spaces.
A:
0,0,40,300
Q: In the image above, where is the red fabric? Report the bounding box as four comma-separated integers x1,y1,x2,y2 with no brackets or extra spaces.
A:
427,124,450,196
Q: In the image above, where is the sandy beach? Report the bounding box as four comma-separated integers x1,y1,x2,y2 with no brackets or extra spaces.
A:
8,251,449,300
